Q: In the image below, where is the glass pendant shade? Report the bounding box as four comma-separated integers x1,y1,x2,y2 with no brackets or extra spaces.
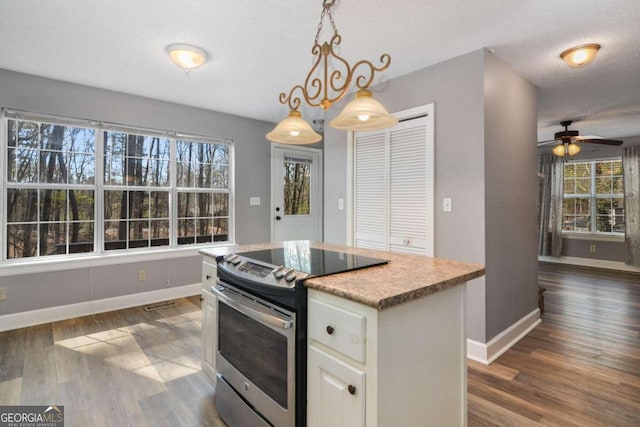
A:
330,90,398,131
552,142,581,157
266,110,322,144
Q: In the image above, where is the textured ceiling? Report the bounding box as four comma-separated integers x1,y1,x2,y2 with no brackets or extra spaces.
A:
0,0,639,142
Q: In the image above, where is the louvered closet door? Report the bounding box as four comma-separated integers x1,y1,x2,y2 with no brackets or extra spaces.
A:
353,113,433,256
389,117,431,255
354,131,387,250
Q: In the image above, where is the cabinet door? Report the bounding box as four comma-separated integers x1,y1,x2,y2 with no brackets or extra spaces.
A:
201,289,217,382
202,259,217,290
307,346,365,427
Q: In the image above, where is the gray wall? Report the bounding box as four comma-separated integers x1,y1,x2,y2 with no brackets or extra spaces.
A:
562,238,625,261
0,69,275,317
323,49,538,343
483,53,539,340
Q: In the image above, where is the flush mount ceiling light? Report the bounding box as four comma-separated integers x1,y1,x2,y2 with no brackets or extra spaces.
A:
167,44,208,73
266,0,398,144
560,43,601,68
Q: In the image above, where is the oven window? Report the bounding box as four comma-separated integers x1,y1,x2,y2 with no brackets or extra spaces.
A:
218,302,289,409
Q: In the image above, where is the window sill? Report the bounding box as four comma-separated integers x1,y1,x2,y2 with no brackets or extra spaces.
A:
0,243,236,277
561,232,624,243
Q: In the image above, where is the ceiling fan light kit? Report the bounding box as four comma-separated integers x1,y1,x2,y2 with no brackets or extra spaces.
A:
540,120,624,159
266,0,398,144
560,43,601,68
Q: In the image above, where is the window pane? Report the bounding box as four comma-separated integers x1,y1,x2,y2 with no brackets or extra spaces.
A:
39,222,66,256
575,178,590,194
214,218,229,241
39,189,67,222
150,191,169,218
129,191,149,219
8,148,38,183
7,189,38,222
69,153,95,184
284,160,311,215
595,198,624,233
7,224,38,259
178,192,196,218
564,178,575,194
104,155,125,185
69,222,94,253
214,193,229,216
612,177,624,194
129,220,149,247
72,190,95,221
574,163,591,177
562,198,590,232
595,177,612,194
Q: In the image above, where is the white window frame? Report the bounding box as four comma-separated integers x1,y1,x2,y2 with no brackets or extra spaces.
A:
562,158,624,239
0,109,235,266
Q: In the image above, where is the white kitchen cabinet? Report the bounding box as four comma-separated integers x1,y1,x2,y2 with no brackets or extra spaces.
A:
307,284,467,427
307,346,365,427
201,256,218,384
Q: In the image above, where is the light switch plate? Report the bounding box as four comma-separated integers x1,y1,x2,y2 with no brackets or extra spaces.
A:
249,197,261,206
443,198,452,212
338,198,344,210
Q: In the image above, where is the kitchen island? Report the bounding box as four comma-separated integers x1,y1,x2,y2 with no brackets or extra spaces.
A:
200,241,485,427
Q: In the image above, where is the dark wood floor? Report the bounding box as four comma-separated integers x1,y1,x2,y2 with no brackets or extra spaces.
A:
1,263,638,426
468,263,640,426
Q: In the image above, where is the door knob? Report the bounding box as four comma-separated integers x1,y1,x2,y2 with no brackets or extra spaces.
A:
276,216,282,221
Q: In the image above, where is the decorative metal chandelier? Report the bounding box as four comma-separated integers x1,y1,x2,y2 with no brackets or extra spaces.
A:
266,0,398,144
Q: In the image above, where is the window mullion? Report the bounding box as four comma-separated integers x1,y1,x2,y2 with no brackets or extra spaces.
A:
170,137,177,247
96,127,105,254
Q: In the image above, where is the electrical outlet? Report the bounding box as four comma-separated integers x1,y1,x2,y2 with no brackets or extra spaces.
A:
138,270,147,281
0,288,6,301
589,244,596,253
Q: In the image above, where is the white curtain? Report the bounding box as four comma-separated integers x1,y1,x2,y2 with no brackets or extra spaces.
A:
538,154,563,256
623,146,640,267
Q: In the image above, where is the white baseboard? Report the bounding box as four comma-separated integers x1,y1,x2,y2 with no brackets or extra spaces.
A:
538,256,640,273
467,308,541,365
0,283,203,332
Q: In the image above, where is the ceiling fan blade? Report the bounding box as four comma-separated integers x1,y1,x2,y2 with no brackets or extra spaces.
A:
580,138,624,146
537,139,560,147
575,135,602,140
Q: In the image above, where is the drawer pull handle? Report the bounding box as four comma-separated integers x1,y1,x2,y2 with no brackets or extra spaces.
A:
348,385,356,395
206,274,212,280
326,325,334,335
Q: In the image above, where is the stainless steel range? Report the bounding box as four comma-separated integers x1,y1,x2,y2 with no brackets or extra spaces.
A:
212,242,388,427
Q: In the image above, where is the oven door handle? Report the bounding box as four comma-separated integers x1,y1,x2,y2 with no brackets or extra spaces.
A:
211,286,294,330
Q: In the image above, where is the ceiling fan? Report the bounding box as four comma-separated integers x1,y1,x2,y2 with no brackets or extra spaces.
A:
538,120,623,157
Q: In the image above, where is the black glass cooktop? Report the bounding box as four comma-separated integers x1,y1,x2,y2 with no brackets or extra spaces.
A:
237,246,389,278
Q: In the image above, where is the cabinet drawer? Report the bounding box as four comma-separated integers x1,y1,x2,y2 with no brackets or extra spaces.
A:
308,298,366,363
202,260,217,290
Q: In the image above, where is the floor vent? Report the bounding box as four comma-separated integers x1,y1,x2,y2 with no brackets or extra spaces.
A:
144,300,177,311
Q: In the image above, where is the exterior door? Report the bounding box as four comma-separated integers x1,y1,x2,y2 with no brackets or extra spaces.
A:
271,145,322,242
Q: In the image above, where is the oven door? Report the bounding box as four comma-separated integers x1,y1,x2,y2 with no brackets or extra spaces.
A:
212,283,296,427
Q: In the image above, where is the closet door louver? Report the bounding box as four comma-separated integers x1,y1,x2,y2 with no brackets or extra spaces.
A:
354,131,387,250
353,113,433,256
389,118,430,254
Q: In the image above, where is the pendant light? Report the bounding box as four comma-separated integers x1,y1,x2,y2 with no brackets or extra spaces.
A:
266,0,397,144
330,90,397,131
266,111,322,144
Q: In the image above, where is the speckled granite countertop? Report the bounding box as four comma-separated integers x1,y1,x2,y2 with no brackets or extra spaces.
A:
200,241,485,310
